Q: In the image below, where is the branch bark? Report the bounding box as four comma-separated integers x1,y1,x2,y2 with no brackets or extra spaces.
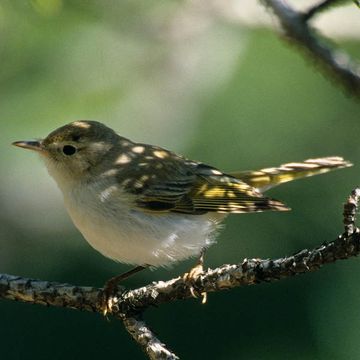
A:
123,316,179,360
1,188,360,359
261,0,360,98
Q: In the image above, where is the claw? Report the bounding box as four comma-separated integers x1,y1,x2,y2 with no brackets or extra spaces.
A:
183,250,207,303
100,265,147,316
100,282,119,316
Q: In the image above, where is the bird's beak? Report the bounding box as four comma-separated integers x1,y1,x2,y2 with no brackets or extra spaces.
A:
12,140,43,152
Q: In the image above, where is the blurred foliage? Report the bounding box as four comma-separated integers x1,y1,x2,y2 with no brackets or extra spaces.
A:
0,1,360,359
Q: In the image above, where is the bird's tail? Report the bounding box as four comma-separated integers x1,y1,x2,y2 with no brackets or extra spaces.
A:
230,157,352,192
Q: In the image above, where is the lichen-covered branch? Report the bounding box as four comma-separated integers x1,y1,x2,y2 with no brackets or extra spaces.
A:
262,0,360,98
122,315,179,360
2,228,360,316
118,230,360,315
0,274,102,312
1,187,359,359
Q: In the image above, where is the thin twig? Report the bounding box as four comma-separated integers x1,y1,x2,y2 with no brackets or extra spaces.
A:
343,187,360,235
302,0,345,21
262,0,360,98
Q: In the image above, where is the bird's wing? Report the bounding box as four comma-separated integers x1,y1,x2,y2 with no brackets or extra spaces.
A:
129,158,289,214
183,163,289,214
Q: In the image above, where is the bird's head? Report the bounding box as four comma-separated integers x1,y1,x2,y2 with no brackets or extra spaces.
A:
13,120,121,187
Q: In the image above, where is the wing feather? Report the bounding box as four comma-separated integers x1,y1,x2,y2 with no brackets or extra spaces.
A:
119,146,349,215
134,160,288,214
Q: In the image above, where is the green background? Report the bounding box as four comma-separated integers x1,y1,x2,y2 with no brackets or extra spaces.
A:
1,1,360,359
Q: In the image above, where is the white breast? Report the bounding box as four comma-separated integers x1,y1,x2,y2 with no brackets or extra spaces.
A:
62,180,224,267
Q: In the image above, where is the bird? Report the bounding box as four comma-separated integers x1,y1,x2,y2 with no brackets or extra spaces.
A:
13,120,352,308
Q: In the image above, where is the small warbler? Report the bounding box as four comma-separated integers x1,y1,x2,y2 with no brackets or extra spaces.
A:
13,121,352,283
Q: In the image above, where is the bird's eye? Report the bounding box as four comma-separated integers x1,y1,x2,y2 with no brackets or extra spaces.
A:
62,145,77,156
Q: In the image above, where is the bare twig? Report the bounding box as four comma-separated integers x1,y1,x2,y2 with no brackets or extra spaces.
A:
262,0,360,98
1,187,359,359
302,0,345,21
343,187,360,235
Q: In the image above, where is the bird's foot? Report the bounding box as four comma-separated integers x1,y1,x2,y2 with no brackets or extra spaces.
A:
100,278,122,316
99,265,147,316
183,260,207,304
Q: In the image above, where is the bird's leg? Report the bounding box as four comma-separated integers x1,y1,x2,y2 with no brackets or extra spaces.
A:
101,265,147,315
183,248,207,303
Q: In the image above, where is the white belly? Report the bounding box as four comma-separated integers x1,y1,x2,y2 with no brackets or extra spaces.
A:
63,182,224,267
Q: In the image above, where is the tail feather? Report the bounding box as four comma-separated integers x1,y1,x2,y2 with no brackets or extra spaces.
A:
230,157,352,192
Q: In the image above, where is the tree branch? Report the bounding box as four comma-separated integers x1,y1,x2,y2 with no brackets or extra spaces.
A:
261,0,360,98
302,0,345,21
1,187,359,359
122,315,179,360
